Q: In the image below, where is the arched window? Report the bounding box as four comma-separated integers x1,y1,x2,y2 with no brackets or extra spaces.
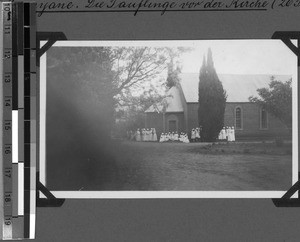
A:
260,108,268,129
235,107,242,130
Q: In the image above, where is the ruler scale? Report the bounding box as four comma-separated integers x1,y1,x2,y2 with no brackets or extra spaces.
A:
2,2,13,239
1,2,36,240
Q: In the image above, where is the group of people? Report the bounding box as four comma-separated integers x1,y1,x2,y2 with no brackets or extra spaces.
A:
190,127,202,142
159,132,190,143
127,128,158,142
127,126,236,143
218,126,236,142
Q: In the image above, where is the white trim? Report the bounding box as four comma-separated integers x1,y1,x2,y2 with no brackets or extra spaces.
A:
39,53,47,185
291,50,298,196
50,191,285,199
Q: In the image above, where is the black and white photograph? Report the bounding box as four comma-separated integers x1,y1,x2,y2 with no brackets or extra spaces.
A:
39,40,297,198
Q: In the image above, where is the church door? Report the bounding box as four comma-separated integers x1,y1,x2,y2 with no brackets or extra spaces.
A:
168,120,177,132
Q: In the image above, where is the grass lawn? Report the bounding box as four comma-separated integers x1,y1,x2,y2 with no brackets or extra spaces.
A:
47,140,293,191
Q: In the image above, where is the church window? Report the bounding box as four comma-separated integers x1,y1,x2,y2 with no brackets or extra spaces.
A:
260,108,268,129
235,107,242,129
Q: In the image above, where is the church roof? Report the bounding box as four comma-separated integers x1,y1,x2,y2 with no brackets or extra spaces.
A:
179,73,292,103
145,86,184,113
145,73,292,113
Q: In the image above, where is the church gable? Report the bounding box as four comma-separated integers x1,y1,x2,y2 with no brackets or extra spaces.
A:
145,86,184,113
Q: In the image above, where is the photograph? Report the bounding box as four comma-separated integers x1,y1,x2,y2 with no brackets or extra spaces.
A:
39,40,297,198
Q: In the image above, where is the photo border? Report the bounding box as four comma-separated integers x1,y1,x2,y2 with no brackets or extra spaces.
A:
39,39,298,199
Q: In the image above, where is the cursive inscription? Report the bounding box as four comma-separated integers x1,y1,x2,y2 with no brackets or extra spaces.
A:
36,0,300,16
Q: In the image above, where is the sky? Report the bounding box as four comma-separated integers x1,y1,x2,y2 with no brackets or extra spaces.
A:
178,40,297,76
50,40,298,97
51,39,297,76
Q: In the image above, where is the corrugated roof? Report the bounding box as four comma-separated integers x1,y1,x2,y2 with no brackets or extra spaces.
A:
179,73,292,103
145,86,184,113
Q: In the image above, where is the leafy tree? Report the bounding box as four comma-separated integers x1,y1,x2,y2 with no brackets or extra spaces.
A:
111,47,190,105
46,47,118,188
47,47,115,140
112,46,191,130
110,47,167,97
198,48,227,141
249,77,292,129
114,87,169,134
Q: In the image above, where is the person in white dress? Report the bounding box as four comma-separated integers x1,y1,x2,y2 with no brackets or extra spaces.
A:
146,129,149,141
159,133,164,142
147,129,151,141
218,129,222,140
164,132,168,142
221,127,226,140
140,129,143,141
171,132,175,141
148,129,152,141
227,127,232,141
195,127,200,142
178,133,182,142
225,127,229,141
136,129,141,142
145,129,149,142
183,133,190,143
153,128,158,142
191,129,196,142
174,131,179,141
231,126,235,141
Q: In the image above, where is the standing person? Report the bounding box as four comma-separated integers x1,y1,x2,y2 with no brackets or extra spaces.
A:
150,128,154,142
231,126,235,141
199,126,203,142
218,129,222,140
148,129,152,141
195,127,200,142
147,129,151,141
225,126,229,141
221,127,226,140
136,129,141,142
145,129,149,142
191,129,196,142
227,127,232,141
153,128,158,142
141,128,144,142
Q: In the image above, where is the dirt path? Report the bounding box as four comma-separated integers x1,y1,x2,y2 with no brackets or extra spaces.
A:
111,141,292,191
47,140,292,191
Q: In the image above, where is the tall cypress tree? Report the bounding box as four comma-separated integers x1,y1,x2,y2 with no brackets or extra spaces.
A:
198,48,227,141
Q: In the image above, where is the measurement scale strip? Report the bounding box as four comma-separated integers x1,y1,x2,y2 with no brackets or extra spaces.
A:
2,2,13,240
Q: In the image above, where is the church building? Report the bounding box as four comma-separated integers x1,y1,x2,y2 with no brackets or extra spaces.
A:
145,73,291,141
